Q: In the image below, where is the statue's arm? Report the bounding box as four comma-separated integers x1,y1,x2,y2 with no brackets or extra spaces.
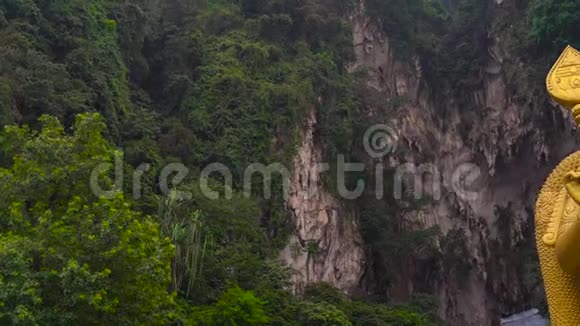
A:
555,220,580,275
556,179,580,274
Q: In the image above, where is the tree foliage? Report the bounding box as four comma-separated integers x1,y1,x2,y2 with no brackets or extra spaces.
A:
0,0,459,324
528,0,580,50
0,113,174,325
367,0,489,94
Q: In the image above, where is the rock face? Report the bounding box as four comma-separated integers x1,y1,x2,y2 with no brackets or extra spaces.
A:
347,1,577,325
280,109,365,295
283,0,580,324
501,309,547,326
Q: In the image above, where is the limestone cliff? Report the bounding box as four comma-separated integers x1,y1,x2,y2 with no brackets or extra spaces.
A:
284,0,580,325
280,109,365,295
348,0,579,325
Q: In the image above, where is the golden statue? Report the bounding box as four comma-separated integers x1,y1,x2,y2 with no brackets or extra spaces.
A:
537,45,580,326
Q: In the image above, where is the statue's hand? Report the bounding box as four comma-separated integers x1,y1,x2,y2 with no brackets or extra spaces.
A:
565,171,580,204
565,171,580,181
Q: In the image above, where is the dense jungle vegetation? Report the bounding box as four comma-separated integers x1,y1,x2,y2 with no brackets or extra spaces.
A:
0,0,578,324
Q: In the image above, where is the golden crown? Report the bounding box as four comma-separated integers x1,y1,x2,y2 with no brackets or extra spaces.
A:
547,46,580,123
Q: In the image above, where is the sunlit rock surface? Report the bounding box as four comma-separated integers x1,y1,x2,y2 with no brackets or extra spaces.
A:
280,109,365,295
501,309,547,326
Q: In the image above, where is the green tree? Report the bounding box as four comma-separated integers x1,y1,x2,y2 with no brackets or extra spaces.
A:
0,113,175,325
193,285,270,326
296,301,352,326
528,0,580,49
